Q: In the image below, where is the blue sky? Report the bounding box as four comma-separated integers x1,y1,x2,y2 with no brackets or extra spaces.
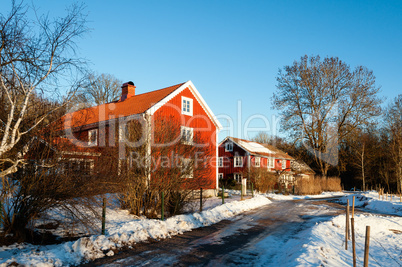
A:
4,0,402,141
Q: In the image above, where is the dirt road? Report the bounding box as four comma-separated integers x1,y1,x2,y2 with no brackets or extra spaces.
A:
82,198,345,266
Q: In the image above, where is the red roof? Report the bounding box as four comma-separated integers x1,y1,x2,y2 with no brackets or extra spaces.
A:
62,82,185,129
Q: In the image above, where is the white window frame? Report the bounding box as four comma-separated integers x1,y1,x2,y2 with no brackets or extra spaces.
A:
282,159,286,169
218,157,223,167
181,158,193,178
234,173,242,183
88,129,98,146
181,96,193,116
181,126,193,144
218,173,224,180
268,157,275,169
225,142,233,152
254,157,261,167
234,156,243,167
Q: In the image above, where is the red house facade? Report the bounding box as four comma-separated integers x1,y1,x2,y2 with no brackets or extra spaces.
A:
218,137,296,188
59,81,222,196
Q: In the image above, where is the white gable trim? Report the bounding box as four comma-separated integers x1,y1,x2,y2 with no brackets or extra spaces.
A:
146,81,223,130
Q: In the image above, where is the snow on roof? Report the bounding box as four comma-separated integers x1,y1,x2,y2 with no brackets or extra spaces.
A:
237,140,276,154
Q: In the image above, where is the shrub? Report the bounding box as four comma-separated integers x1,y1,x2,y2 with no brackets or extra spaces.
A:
295,176,342,195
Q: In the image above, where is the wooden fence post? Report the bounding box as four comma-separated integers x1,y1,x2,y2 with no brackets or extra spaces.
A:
161,192,165,221
352,196,355,218
101,197,106,235
351,218,356,267
251,183,254,197
364,226,370,267
200,188,203,212
347,199,350,240
0,200,2,229
222,185,225,204
345,200,349,250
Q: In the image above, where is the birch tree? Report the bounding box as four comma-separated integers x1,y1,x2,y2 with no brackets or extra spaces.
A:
273,55,382,177
0,1,88,177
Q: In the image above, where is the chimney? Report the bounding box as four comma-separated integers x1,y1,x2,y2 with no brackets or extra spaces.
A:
120,81,136,101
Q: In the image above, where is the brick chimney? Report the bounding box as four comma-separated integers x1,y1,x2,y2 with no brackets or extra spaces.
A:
120,81,136,101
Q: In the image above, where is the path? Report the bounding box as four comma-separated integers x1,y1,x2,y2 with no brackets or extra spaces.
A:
83,198,346,266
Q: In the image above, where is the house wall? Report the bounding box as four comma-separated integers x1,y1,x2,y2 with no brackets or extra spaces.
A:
218,139,295,185
152,86,218,190
218,140,249,180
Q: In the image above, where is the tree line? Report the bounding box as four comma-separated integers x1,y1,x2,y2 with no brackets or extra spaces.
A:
270,55,401,193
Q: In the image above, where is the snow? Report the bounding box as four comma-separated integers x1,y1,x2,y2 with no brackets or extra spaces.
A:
237,140,276,154
1,191,401,266
255,213,402,266
336,191,402,216
0,195,270,266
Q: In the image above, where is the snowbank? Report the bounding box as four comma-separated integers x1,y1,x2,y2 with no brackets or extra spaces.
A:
255,213,402,266
337,191,402,216
0,195,270,266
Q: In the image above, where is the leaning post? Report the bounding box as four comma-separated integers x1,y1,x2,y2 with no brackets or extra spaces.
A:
351,218,356,267
101,197,106,235
364,226,371,267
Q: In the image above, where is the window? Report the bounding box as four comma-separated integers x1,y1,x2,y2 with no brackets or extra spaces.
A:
181,126,193,144
88,129,98,146
254,157,261,167
268,157,275,169
181,158,193,178
182,96,193,116
234,156,243,167
282,160,287,169
68,159,94,176
225,142,233,152
218,173,223,180
218,157,223,167
234,173,242,183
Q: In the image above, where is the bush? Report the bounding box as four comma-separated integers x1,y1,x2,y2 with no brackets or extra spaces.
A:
247,167,277,193
295,176,342,195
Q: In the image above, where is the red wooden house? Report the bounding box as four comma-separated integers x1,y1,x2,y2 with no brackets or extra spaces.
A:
218,137,297,188
58,80,222,196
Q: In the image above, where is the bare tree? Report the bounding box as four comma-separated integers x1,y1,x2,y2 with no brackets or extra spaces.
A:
273,55,382,177
349,128,378,191
74,72,122,106
385,95,402,193
0,1,88,178
116,116,214,218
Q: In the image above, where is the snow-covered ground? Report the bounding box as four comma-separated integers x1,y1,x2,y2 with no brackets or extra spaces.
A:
0,195,270,266
336,191,402,216
254,213,402,266
1,191,401,266
253,191,402,266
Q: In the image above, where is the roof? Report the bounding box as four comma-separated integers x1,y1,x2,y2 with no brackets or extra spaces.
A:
61,82,194,129
222,137,294,160
291,160,316,174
